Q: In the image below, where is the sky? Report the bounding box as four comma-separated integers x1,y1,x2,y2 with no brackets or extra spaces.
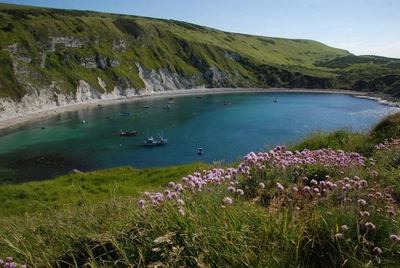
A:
1,0,400,59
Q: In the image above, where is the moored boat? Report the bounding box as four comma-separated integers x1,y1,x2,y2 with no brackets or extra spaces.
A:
198,148,204,155
144,131,167,146
120,130,137,136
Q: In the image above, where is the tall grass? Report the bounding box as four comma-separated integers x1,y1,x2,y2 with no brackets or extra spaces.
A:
2,113,400,267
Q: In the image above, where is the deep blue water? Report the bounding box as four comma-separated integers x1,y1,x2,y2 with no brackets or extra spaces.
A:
0,91,398,183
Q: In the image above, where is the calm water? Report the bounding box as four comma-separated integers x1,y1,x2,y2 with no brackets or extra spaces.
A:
0,91,398,183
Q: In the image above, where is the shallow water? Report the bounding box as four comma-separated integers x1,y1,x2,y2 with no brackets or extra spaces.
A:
0,91,398,183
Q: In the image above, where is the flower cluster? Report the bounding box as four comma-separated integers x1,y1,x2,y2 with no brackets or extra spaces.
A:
241,146,370,172
138,144,398,255
0,257,26,268
139,146,376,216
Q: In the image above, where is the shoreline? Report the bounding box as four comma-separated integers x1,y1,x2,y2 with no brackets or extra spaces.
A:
0,88,369,131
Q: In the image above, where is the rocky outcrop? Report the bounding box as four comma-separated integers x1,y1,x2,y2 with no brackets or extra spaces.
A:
79,53,121,69
0,59,248,122
136,62,203,93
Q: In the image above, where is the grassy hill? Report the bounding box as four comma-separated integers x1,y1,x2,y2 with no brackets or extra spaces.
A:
1,3,400,104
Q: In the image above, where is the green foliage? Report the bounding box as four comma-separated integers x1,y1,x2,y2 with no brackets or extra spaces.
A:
0,50,26,99
0,163,207,216
370,112,400,143
113,18,144,38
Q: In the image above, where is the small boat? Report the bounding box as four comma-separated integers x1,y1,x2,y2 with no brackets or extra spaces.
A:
196,96,202,99
120,130,137,136
274,98,278,102
198,148,204,155
168,97,174,100
144,131,167,146
123,111,130,116
168,100,174,104
224,102,231,105
163,105,171,109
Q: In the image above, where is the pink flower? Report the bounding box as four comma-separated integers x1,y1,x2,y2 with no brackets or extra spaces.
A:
358,199,367,205
179,208,185,216
390,234,400,242
365,222,376,230
388,209,396,216
276,183,284,191
224,197,233,204
373,247,382,254
335,233,345,239
341,225,348,231
259,182,265,189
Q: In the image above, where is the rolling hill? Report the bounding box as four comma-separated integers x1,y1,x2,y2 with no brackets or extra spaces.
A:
0,3,400,118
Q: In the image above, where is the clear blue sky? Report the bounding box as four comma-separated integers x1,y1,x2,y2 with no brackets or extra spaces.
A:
2,0,400,58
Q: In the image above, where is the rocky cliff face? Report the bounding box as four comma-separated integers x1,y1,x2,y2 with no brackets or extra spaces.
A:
0,46,244,121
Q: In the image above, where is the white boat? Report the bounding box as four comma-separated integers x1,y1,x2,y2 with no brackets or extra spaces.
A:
144,131,167,146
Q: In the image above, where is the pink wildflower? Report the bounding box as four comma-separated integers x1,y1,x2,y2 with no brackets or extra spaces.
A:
335,233,345,239
390,234,400,242
365,222,376,230
373,247,382,254
178,208,185,216
388,209,396,216
224,197,233,204
358,199,367,205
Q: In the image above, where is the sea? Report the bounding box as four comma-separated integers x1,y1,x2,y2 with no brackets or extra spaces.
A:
0,91,399,184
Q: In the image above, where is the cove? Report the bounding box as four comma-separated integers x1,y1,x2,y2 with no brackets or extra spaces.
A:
0,91,398,184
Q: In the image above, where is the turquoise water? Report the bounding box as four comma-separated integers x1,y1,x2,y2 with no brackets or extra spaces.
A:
0,91,398,183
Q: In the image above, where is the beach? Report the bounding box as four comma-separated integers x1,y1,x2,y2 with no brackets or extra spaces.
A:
0,88,367,131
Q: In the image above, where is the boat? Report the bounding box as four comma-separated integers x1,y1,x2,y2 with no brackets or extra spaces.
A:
144,131,167,146
168,100,174,104
163,105,171,109
120,130,137,136
198,148,204,155
196,96,202,99
274,98,278,102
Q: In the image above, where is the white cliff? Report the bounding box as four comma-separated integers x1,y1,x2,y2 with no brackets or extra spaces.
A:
0,60,234,123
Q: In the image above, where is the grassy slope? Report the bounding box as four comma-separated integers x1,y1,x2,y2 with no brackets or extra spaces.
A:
2,3,399,101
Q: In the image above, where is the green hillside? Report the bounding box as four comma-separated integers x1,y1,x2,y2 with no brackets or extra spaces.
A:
1,3,400,103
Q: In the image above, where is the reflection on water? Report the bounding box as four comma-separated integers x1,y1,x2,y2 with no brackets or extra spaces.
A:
0,92,399,183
